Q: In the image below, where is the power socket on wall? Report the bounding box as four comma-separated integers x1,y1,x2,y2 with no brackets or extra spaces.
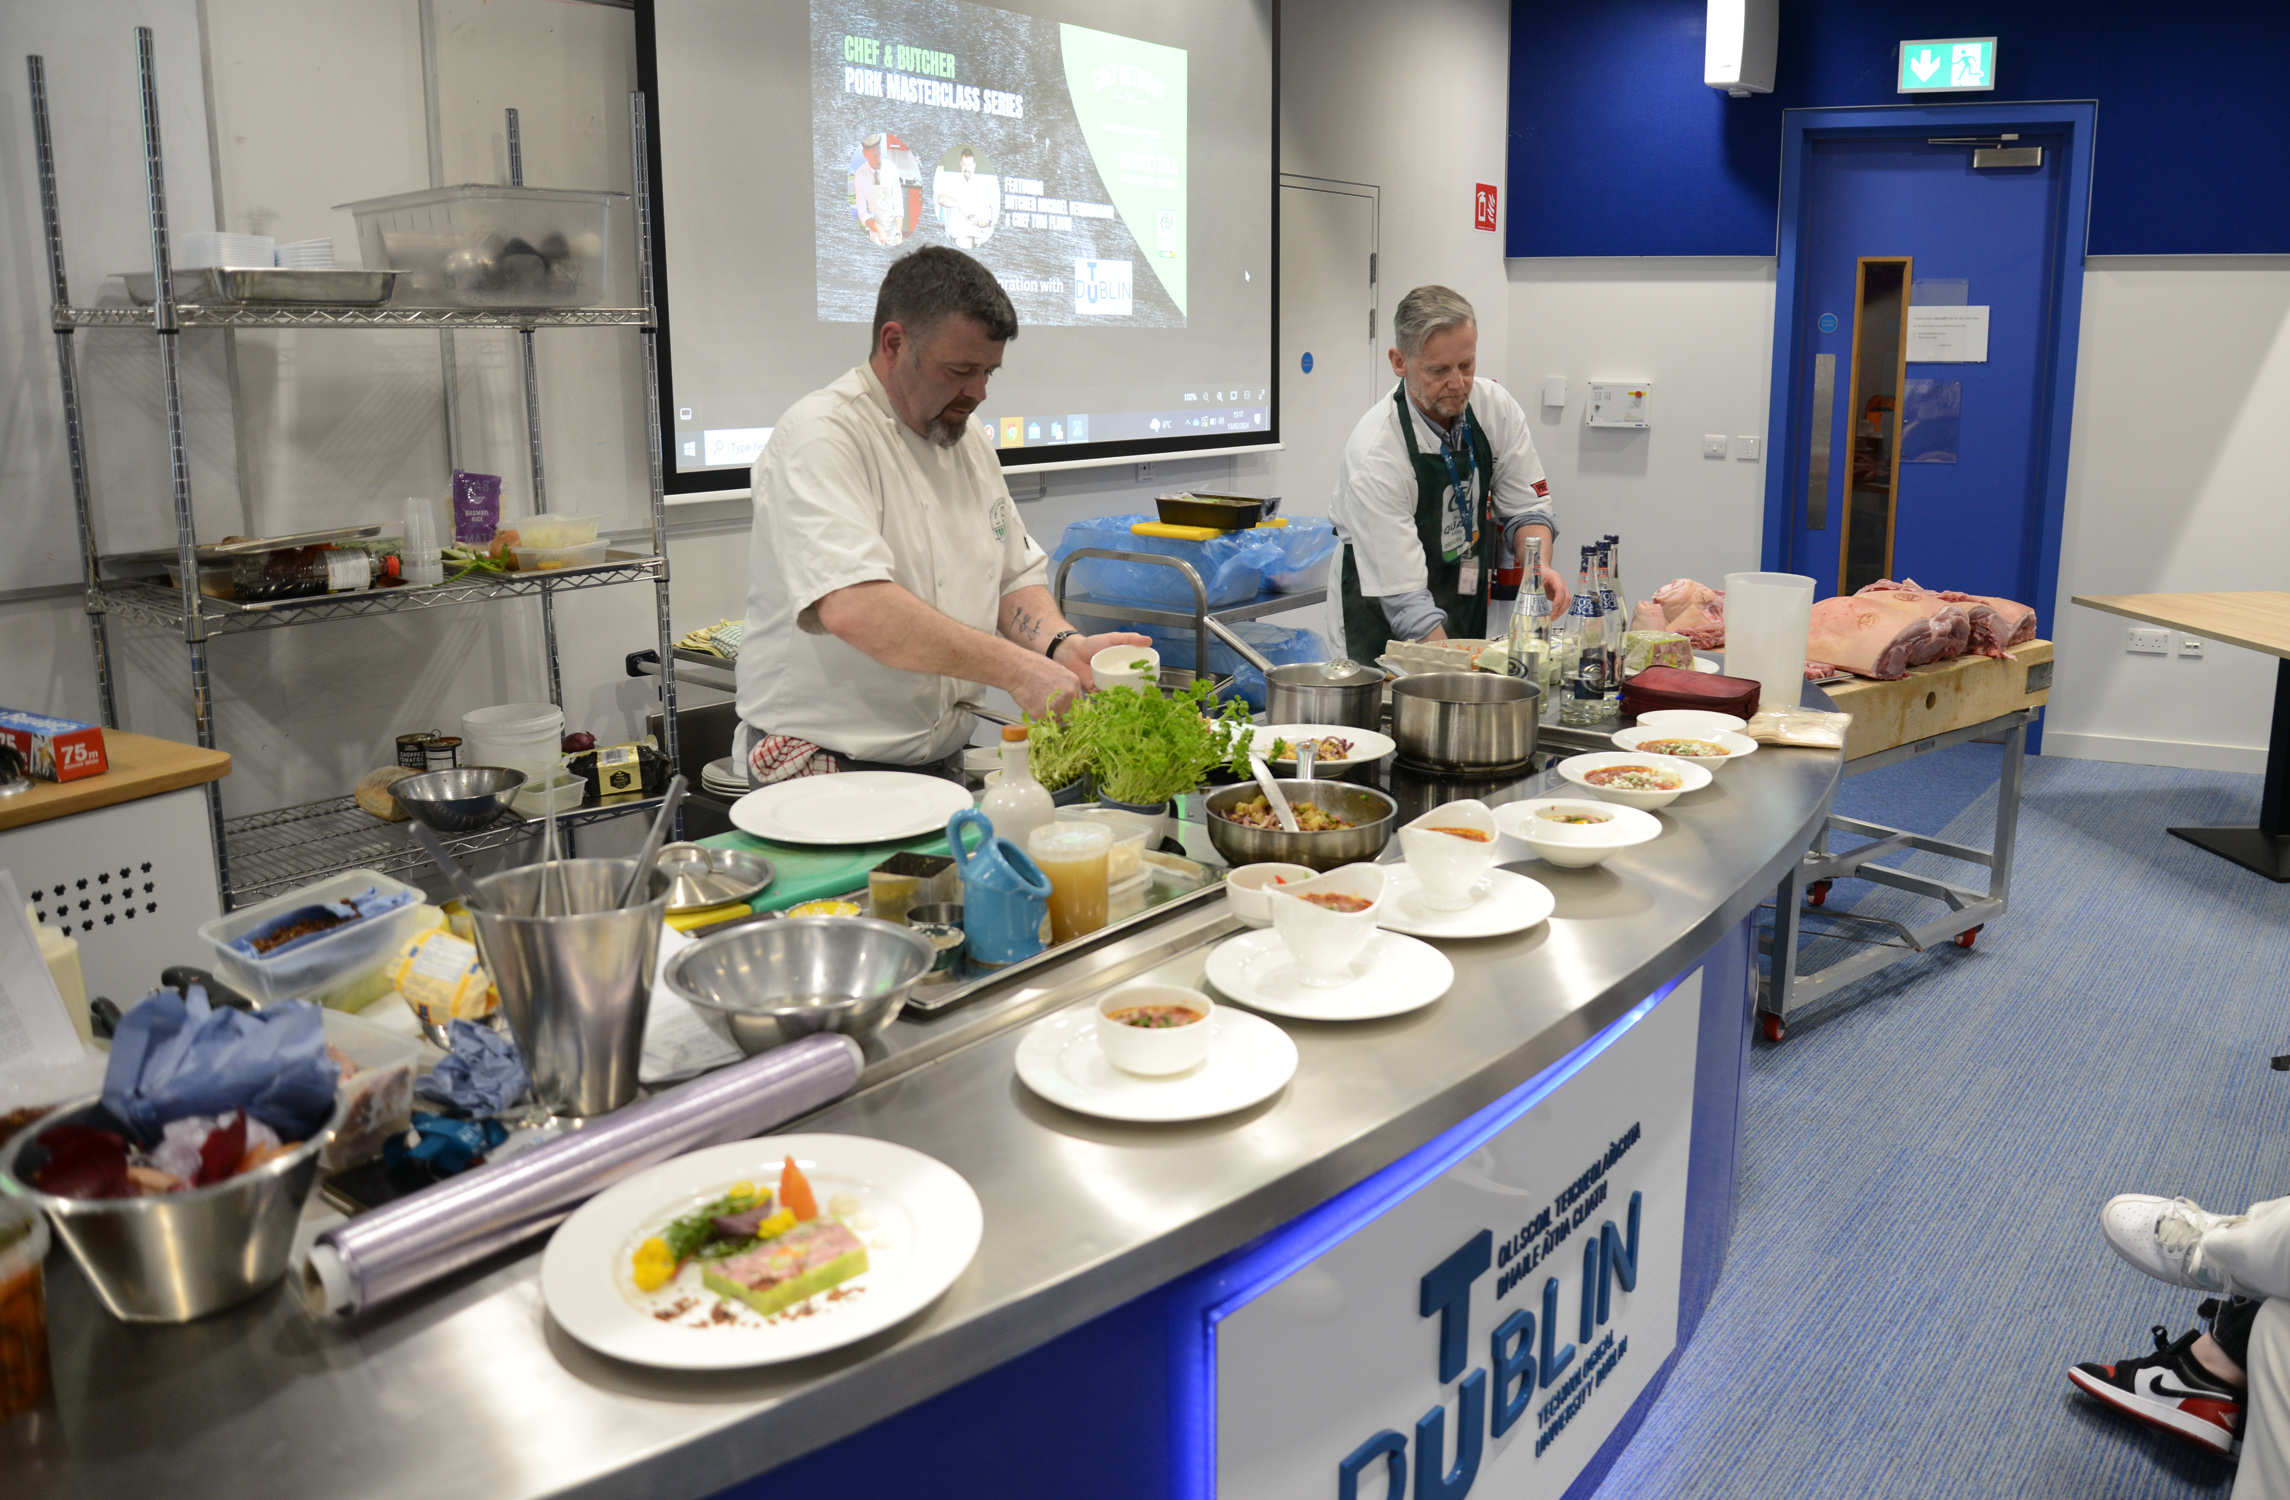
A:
2126,627,2170,654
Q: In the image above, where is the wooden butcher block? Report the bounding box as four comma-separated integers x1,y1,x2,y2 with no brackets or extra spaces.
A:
1823,639,2052,761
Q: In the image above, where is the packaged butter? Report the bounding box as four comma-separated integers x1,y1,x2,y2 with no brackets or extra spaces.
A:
391,929,496,1027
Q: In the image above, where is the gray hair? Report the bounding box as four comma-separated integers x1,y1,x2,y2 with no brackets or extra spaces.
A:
1392,284,1475,358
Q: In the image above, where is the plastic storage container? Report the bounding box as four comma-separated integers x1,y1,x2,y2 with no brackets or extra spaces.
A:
336,184,624,308
461,702,565,789
513,514,600,549
198,869,426,1004
509,540,608,572
318,1007,423,1170
1059,805,1152,883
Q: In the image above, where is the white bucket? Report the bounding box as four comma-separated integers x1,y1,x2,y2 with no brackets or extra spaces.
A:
461,702,564,787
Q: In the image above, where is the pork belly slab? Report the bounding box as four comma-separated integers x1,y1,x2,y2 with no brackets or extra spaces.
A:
1805,593,1969,680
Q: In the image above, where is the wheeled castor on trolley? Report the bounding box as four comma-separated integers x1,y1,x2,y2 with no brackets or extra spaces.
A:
1807,880,1832,907
1955,925,1982,949
1759,1012,1787,1044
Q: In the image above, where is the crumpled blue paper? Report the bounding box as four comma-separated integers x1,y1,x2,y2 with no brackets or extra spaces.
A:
383,1111,508,1175
225,884,416,961
414,1020,530,1118
101,988,339,1143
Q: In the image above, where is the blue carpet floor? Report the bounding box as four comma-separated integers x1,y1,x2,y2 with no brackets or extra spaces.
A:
1591,749,2290,1499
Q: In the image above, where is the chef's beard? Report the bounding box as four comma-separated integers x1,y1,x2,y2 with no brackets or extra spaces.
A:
926,406,973,446
1412,380,1468,423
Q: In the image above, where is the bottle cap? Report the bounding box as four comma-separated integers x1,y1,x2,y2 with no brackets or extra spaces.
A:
1001,725,1029,742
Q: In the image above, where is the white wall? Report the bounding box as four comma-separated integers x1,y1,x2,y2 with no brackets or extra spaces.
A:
2043,257,2290,773
1504,258,1777,595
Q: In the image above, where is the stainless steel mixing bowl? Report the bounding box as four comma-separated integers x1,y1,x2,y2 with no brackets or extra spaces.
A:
1202,779,1399,871
0,1093,347,1323
663,916,936,1055
392,765,527,831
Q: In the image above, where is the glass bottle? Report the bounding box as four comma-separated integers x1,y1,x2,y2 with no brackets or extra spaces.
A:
1597,543,1625,707
1504,536,1556,723
1603,534,1633,629
979,724,1055,847
1560,546,1607,725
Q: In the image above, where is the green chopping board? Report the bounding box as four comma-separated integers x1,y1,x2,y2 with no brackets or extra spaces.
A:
699,828,952,912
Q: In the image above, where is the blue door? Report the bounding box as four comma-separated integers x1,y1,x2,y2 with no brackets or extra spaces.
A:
1766,106,2093,636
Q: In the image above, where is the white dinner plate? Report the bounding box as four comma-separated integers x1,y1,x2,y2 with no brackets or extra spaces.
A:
1205,928,1453,1021
540,1134,982,1370
1693,655,1722,674
1015,1007,1298,1122
729,772,974,845
1375,866,1555,939
1247,724,1398,776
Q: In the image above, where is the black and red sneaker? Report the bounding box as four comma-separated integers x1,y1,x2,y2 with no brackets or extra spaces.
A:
2069,1324,2243,1456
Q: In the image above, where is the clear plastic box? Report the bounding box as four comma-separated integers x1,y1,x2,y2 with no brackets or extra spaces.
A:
198,870,426,1004
319,1007,423,1171
510,539,609,572
335,184,624,308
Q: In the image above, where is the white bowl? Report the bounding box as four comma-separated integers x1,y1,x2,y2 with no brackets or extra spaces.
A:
1225,862,1317,927
1396,799,1499,910
1610,723,1759,770
1494,797,1664,869
1633,709,1747,736
1094,983,1215,1075
1556,751,1713,810
962,745,1003,774
1268,863,1388,987
1093,645,1160,694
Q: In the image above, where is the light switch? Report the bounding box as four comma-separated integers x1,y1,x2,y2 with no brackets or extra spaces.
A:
1737,436,1762,461
1541,377,1567,408
1702,434,1729,459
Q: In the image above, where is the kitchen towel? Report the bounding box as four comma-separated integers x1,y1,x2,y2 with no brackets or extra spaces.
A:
303,1032,863,1316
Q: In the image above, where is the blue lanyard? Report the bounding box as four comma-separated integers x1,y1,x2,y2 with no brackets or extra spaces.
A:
1434,408,1477,545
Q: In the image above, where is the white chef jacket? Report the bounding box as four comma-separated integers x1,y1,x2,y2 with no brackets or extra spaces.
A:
1328,377,1556,599
737,364,1049,764
940,171,996,246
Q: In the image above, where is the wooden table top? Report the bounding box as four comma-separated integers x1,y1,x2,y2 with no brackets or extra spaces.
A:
2072,591,2290,660
0,729,230,833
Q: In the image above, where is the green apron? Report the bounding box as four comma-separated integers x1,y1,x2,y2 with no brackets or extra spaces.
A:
1339,385,1499,662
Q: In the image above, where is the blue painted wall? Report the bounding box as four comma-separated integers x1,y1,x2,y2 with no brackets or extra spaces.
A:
1507,0,2290,256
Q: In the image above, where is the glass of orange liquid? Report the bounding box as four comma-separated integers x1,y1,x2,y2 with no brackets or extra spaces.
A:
1027,822,1113,944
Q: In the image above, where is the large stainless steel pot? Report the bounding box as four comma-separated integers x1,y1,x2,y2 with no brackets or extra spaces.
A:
1390,672,1539,773
1203,779,1399,871
1205,618,1386,730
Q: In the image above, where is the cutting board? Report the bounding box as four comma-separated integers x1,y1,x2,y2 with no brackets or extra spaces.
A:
698,828,951,912
1823,639,2052,760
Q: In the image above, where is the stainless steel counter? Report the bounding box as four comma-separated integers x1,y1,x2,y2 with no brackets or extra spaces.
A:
4,737,1840,1499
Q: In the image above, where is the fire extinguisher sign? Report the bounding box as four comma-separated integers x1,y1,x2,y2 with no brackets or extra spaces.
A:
1475,183,1499,232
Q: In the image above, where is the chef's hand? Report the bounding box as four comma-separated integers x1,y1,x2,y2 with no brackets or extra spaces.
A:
1011,654,1087,718
1054,631,1153,693
1542,566,1572,615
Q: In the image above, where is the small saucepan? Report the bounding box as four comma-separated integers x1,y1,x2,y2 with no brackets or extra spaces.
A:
1205,618,1387,730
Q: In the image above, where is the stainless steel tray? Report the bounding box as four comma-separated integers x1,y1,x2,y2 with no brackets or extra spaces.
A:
102,525,383,568
122,267,401,306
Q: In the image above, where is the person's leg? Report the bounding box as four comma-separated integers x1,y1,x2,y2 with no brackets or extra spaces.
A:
2234,1300,2290,1500
2205,1201,2290,1303
2070,1317,2244,1455
2210,1297,2263,1386
2103,1196,2290,1300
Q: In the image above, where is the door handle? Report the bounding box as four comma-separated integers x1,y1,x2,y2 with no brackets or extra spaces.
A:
1806,351,1837,531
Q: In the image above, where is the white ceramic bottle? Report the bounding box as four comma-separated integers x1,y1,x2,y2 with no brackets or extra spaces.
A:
978,724,1055,847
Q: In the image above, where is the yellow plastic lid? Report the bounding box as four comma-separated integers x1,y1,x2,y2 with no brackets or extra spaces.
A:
1002,724,1029,742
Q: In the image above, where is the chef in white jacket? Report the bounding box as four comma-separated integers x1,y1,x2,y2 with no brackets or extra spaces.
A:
1327,284,1568,662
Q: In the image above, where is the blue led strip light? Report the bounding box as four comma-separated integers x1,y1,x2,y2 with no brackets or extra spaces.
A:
1165,967,1694,1500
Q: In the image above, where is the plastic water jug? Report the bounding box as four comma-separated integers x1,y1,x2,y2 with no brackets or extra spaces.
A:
947,808,1051,966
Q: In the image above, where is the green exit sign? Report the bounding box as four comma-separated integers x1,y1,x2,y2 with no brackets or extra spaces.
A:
1898,37,1997,93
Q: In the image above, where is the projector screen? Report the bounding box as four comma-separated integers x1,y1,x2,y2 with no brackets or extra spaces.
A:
637,0,1278,493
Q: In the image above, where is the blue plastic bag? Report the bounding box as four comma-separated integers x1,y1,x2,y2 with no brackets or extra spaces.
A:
1263,516,1340,593
101,988,340,1143
1051,514,1287,609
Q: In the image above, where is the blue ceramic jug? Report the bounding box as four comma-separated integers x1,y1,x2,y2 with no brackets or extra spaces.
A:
947,808,1051,966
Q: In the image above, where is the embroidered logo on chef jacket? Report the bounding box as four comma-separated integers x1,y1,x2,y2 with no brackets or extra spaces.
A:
991,497,1011,540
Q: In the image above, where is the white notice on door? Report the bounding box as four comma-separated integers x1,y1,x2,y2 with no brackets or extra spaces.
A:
1907,305,1990,362
0,871,82,1071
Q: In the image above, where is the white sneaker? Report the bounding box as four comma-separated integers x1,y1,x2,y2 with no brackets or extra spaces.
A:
2101,1194,2246,1294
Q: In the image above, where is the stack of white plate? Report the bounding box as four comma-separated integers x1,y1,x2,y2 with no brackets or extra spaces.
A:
701,756,749,798
274,237,336,268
